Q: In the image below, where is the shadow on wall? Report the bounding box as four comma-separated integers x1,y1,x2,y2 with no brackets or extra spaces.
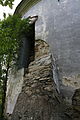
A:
16,15,38,74
17,24,35,70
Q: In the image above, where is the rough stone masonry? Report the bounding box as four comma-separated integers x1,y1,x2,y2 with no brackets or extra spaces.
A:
10,40,62,120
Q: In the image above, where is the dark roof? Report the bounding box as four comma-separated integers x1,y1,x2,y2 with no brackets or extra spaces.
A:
14,0,41,16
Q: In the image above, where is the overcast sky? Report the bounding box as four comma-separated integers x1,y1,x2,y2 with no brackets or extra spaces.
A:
0,0,22,20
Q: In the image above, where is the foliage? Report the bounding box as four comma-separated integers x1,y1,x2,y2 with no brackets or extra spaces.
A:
0,15,31,62
0,15,31,118
0,0,15,8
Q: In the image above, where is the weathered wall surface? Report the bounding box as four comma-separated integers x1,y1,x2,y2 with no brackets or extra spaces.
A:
5,68,24,116
10,40,62,120
72,88,80,120
23,0,80,99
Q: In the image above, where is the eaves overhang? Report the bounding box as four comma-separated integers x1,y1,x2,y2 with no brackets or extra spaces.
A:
14,0,41,16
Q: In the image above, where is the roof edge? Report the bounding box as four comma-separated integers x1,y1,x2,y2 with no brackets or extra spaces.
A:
14,0,41,16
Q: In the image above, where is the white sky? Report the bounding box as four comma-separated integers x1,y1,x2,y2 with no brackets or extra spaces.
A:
0,0,22,20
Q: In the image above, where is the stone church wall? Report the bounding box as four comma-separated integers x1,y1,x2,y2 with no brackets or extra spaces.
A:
22,0,80,100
